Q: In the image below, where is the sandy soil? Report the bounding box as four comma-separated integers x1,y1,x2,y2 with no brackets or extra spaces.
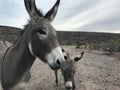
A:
0,44,120,90
26,46,120,90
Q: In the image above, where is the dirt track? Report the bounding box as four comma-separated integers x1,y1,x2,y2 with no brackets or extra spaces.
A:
0,43,120,90
26,46,120,90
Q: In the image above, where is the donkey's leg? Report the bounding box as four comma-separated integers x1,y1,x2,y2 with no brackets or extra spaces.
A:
54,70,59,86
10,71,31,90
23,71,31,82
11,82,28,90
72,80,76,90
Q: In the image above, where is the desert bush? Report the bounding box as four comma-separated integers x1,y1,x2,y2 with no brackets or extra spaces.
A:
102,41,120,54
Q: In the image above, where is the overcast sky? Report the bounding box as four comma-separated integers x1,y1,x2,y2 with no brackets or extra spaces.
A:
0,0,120,33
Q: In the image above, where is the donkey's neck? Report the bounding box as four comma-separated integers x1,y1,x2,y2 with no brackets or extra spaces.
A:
15,29,31,46
10,31,36,79
2,31,36,89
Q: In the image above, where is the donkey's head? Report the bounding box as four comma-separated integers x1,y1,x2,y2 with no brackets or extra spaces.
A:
24,0,65,70
61,49,84,90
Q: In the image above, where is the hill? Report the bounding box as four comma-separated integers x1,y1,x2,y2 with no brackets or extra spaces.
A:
0,26,120,52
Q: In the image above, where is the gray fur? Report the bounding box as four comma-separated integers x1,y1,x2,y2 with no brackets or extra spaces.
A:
1,0,63,90
55,50,84,90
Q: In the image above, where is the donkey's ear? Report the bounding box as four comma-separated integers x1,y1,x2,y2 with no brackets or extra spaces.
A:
44,0,60,21
74,52,84,62
24,0,43,19
74,57,81,62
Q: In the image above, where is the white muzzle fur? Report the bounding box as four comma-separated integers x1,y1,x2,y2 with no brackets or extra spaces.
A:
46,47,65,68
65,81,73,89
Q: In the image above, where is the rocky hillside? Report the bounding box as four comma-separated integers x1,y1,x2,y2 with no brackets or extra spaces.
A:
57,31,120,45
0,26,120,49
0,26,23,43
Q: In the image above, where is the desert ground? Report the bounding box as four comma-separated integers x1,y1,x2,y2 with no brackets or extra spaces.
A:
0,41,120,90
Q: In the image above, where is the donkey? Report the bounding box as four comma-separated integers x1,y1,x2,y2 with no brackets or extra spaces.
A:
1,0,65,90
55,48,84,90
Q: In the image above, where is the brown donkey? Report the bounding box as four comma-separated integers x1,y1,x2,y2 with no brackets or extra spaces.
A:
55,48,84,90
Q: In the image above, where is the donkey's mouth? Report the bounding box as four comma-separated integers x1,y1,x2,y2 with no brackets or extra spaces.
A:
49,64,60,70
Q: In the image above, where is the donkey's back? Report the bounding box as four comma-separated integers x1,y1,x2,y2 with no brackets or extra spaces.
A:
0,41,11,90
0,41,10,80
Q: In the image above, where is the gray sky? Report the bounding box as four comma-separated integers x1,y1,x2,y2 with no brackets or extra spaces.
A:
0,0,120,33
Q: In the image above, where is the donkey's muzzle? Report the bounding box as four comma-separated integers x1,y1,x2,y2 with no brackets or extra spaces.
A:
46,47,65,70
65,81,73,90
49,64,60,70
56,59,62,66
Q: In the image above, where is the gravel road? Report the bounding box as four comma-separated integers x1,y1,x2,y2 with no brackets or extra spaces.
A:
0,44,120,90
26,46,120,90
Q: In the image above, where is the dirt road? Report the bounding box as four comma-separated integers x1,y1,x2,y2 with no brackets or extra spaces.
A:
0,44,120,90
26,46,120,90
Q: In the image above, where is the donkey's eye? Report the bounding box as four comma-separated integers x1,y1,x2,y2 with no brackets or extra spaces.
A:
38,30,46,35
73,70,76,73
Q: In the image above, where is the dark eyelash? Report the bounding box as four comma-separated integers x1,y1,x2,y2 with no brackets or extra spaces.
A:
38,30,46,35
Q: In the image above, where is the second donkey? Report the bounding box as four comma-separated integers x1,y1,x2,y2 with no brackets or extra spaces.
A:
55,48,84,90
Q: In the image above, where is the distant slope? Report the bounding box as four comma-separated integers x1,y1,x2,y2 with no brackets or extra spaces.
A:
57,31,120,45
0,26,24,43
0,26,120,46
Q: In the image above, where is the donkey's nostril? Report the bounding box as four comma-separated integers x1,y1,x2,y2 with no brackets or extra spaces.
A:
56,59,61,66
